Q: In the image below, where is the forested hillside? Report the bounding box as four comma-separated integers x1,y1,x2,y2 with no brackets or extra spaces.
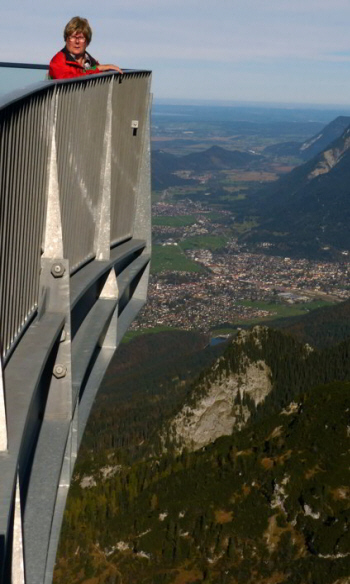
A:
54,325,350,584
78,330,227,460
242,125,350,257
274,298,350,349
263,115,350,161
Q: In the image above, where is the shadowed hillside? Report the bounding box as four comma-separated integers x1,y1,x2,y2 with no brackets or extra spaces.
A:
54,326,350,584
273,298,350,349
242,125,350,257
263,115,350,161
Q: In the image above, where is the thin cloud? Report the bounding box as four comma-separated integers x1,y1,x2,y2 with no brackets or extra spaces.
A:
2,0,350,104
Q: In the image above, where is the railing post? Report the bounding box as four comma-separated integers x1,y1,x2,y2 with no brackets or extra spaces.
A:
12,474,25,584
23,88,73,584
130,81,152,304
42,88,63,260
93,78,120,349
97,271,119,350
41,87,72,419
94,79,114,261
133,83,152,251
0,357,7,451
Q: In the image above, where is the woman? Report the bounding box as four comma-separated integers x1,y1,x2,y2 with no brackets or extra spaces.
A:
49,16,123,79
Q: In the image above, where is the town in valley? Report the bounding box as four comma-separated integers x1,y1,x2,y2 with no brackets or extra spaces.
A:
133,194,349,334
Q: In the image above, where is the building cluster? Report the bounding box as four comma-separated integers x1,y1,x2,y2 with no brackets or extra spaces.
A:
153,201,232,243
133,198,350,333
133,248,349,333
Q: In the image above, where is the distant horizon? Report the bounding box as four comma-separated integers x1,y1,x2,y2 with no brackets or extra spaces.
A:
154,97,350,112
3,1,350,106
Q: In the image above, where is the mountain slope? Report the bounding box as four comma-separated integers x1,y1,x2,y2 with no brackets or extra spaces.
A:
179,145,263,171
273,298,350,349
166,326,350,452
264,115,350,161
152,145,263,189
243,125,350,257
54,327,350,584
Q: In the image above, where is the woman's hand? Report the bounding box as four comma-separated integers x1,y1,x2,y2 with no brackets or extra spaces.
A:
98,64,123,73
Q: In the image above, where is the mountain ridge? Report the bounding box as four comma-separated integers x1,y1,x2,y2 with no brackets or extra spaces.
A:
263,115,350,161
152,145,263,189
164,325,350,453
243,124,350,257
54,324,350,584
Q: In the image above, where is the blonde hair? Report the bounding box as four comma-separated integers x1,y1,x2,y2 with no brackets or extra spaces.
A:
64,17,92,45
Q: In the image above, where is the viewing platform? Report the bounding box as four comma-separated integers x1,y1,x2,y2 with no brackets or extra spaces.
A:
0,65,152,584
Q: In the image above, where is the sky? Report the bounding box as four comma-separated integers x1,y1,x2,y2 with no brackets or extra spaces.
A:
2,0,350,106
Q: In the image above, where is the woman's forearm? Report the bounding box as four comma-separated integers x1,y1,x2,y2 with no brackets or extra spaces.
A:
98,64,123,73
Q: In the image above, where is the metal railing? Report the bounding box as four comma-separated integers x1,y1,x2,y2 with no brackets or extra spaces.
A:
0,68,152,584
0,70,151,361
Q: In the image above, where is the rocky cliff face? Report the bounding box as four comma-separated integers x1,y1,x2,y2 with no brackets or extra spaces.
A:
168,328,273,452
308,131,350,179
55,320,350,584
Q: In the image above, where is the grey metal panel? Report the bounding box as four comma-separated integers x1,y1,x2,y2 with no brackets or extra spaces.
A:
0,91,52,360
0,312,64,559
133,79,152,251
71,297,117,399
0,73,152,360
55,78,110,271
117,297,146,343
110,73,151,243
77,347,115,448
24,419,71,584
70,238,146,307
117,253,150,299
0,69,152,584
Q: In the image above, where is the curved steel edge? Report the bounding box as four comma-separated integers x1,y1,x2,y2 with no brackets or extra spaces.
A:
0,244,150,584
0,69,152,112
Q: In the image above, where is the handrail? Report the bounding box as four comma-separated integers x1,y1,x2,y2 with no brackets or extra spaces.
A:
0,61,49,70
0,61,149,72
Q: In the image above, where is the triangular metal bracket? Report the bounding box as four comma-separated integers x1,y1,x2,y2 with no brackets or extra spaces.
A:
12,473,25,584
100,269,119,300
94,80,113,261
42,91,64,259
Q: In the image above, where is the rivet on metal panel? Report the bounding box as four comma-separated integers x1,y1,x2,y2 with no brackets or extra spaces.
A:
51,263,65,278
53,364,67,379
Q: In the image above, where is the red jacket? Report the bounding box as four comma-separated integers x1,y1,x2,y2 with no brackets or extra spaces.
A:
49,47,100,79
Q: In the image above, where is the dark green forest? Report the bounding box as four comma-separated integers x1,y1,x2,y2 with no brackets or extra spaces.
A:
54,301,350,584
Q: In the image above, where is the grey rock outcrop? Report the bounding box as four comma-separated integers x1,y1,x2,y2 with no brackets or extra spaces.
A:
167,328,273,452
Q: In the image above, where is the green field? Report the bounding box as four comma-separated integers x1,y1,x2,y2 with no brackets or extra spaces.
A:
153,215,196,227
151,244,203,273
180,235,228,251
231,219,259,234
235,299,335,322
151,190,164,203
218,193,247,201
210,326,238,336
206,212,228,221
209,300,335,331
122,326,181,343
